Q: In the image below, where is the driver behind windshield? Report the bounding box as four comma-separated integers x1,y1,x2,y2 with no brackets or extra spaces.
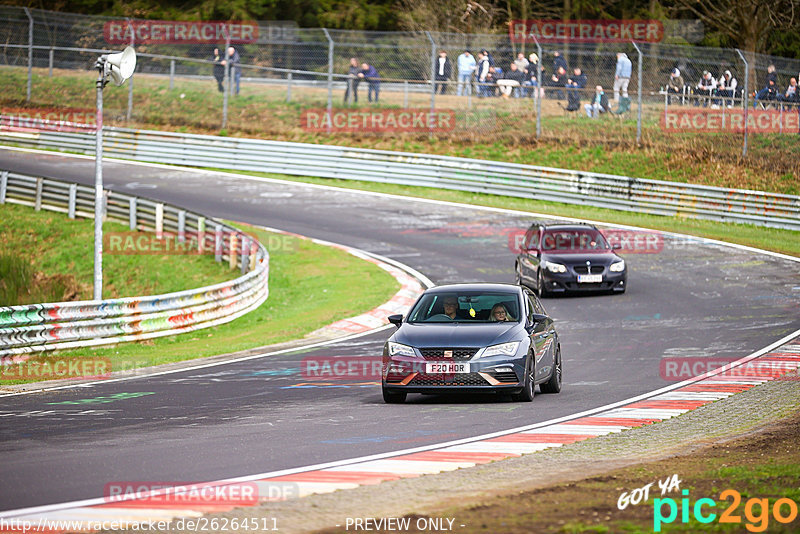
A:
442,296,458,319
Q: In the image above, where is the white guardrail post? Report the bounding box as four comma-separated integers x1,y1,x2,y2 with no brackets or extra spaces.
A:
0,171,269,361
1,124,799,231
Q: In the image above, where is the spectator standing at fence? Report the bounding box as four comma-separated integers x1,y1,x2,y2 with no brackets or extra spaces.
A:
754,64,778,108
477,52,491,97
524,53,542,98
222,46,241,95
695,71,716,107
613,52,631,103
552,51,568,74
584,85,609,118
717,70,737,108
514,52,529,73
358,62,380,102
526,53,539,76
435,50,453,95
344,57,360,103
212,48,225,92
565,67,586,111
523,66,539,98
481,49,495,67
667,68,684,104
548,66,567,100
456,50,476,96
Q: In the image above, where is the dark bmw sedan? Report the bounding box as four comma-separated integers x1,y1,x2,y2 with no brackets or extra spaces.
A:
382,283,561,404
515,222,627,296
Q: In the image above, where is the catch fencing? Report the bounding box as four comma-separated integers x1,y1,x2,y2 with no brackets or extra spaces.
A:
1,124,797,231
1,7,800,156
0,169,270,361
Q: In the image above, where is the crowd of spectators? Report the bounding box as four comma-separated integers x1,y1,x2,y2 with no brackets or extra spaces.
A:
331,49,799,119
459,48,629,118
666,63,799,109
366,48,634,118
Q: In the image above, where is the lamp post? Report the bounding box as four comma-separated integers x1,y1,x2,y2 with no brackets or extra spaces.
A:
93,46,136,301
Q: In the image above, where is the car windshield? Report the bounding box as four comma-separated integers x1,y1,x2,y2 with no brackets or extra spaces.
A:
542,229,609,252
407,291,521,323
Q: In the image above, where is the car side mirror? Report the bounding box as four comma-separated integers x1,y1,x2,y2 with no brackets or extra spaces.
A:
388,314,403,328
525,313,549,331
532,313,549,323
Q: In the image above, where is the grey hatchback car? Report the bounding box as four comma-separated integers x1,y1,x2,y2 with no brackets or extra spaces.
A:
382,283,561,404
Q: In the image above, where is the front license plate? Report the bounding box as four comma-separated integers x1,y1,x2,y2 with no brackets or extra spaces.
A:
425,362,470,374
577,274,603,283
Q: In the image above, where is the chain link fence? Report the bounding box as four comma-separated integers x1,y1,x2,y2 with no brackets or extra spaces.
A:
1,6,800,156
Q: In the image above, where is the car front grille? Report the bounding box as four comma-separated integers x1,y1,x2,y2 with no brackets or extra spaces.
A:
564,282,613,290
573,265,605,274
409,373,489,386
419,348,479,361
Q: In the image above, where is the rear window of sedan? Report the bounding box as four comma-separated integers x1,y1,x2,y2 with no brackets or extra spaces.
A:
407,292,522,323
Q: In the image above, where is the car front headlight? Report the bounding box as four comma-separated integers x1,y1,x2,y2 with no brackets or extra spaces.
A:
609,260,626,272
543,260,567,273
388,342,416,357
478,341,521,358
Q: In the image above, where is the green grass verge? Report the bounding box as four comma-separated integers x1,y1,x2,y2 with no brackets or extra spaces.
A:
208,169,800,258
1,209,400,384
0,202,233,304
2,66,798,194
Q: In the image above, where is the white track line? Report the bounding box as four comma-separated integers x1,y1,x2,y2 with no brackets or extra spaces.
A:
1,145,799,519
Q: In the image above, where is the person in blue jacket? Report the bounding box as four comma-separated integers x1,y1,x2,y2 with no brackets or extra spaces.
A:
358,63,380,102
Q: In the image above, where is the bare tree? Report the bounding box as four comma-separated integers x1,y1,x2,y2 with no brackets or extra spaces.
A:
397,0,499,34
671,0,797,87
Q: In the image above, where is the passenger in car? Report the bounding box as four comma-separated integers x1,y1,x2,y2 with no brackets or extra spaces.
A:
490,304,511,321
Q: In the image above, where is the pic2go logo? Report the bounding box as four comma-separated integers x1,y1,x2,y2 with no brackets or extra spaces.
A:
654,489,799,532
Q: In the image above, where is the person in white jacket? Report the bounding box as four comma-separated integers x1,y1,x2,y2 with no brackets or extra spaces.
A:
476,52,491,97
696,70,717,107
717,69,737,108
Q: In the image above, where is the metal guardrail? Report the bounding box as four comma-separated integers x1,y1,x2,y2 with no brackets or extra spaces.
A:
1,122,798,231
0,170,269,361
